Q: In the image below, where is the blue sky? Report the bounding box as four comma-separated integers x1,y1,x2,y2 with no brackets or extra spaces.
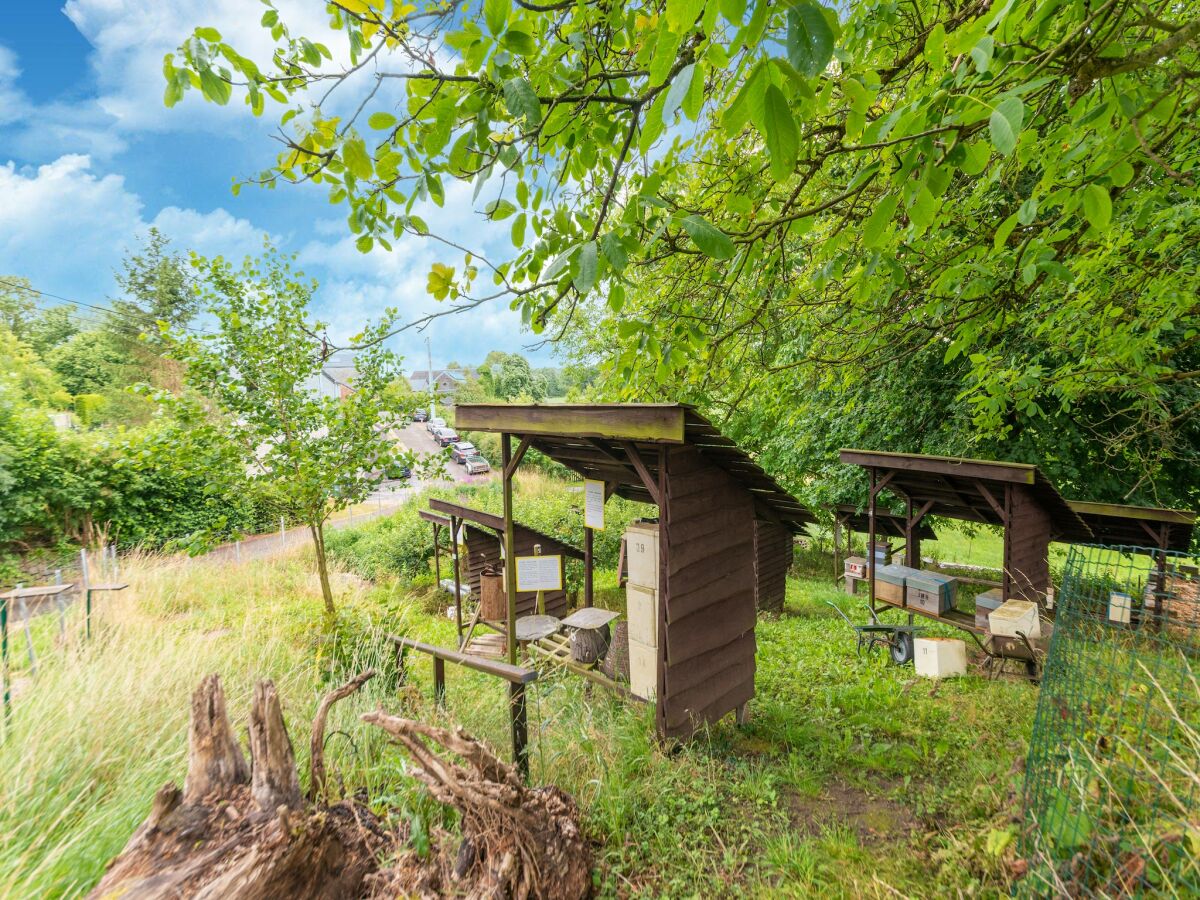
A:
0,1,550,370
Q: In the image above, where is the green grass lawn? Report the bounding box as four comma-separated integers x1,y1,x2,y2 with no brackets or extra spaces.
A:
0,545,1036,898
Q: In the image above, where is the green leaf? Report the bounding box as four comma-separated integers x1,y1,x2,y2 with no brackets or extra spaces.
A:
601,232,629,271
1082,184,1112,230
665,0,704,34
662,64,695,123
502,77,541,127
993,212,1019,250
648,22,683,87
199,69,231,105
1108,160,1134,187
485,199,517,220
762,84,798,182
342,138,373,180
574,241,599,293
909,186,937,230
722,60,767,136
368,111,397,130
989,96,1024,156
1017,196,1038,226
195,27,222,42
970,36,994,74
863,193,899,248
501,28,536,56
681,215,735,259
483,0,508,36
786,2,835,77
510,213,527,247
924,23,946,68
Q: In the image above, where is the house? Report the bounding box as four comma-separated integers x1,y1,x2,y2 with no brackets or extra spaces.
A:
409,367,477,399
303,352,358,400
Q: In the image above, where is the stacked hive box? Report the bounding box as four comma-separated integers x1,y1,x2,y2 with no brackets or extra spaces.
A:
624,522,660,699
906,570,958,615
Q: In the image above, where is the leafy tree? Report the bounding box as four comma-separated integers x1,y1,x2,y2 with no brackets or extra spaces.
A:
25,306,79,355
169,1,1200,493
0,276,37,339
45,330,125,396
107,228,200,351
0,326,71,408
173,245,417,617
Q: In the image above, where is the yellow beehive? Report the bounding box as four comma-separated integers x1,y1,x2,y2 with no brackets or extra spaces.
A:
989,600,1041,638
626,583,658,647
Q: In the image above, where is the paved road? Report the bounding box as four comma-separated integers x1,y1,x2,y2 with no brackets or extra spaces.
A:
206,421,494,562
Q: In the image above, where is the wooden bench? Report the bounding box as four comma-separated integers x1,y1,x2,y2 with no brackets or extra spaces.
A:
388,635,539,780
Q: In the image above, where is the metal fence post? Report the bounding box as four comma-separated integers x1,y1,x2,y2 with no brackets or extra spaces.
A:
510,681,529,782
15,584,35,676
280,517,286,546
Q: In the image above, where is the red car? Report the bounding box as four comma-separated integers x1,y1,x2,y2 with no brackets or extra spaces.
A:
450,441,476,463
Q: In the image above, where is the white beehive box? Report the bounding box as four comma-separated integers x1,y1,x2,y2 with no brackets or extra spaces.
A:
1108,591,1133,624
625,522,659,589
628,637,657,700
914,637,967,679
989,600,1041,638
626,583,658,647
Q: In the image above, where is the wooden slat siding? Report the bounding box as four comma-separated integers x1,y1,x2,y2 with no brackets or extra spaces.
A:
1007,486,1052,600
428,499,585,560
463,524,569,619
660,444,757,740
754,520,791,613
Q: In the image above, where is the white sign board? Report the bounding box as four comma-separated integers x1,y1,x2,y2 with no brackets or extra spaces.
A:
584,479,606,530
515,555,563,592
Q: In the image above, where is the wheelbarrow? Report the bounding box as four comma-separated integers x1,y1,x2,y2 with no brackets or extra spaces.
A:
826,601,925,665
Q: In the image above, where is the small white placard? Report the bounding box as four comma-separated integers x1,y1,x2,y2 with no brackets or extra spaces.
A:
515,555,563,592
584,479,606,530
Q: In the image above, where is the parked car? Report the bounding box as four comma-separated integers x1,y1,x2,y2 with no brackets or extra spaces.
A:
464,454,490,475
413,409,428,423
436,428,460,447
450,441,476,464
426,416,446,434
385,463,412,480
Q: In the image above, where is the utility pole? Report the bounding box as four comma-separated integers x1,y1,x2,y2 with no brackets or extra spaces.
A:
426,335,435,419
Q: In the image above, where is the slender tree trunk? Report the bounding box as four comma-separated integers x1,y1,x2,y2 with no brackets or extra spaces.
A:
310,521,335,618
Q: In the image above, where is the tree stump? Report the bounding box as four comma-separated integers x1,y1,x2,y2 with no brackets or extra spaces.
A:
88,674,384,900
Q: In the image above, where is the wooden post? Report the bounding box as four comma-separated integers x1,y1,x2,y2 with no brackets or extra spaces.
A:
81,548,92,640
833,515,841,585
584,527,594,608
433,657,446,708
501,433,518,666
867,469,877,613
1002,484,1012,601
1,591,9,730
451,515,463,642
510,681,529,782
534,543,544,615
16,585,35,676
432,522,442,584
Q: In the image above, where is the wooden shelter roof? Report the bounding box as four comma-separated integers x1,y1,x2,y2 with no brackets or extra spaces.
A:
838,448,1091,541
1066,500,1196,552
454,404,815,531
834,505,937,541
427,498,585,560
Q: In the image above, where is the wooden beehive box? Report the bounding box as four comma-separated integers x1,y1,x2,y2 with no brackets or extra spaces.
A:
906,570,957,615
624,521,659,590
974,588,1005,630
845,556,868,579
873,563,915,606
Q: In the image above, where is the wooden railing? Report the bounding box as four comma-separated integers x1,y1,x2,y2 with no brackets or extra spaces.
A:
388,635,539,780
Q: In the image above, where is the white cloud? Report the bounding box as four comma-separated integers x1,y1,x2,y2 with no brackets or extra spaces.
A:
0,44,25,126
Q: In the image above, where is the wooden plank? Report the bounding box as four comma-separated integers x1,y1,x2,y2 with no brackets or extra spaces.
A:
455,404,687,443
389,635,538,683
839,448,1037,485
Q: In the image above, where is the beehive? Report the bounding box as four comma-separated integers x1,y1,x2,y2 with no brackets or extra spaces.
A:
626,583,658,647
906,570,957,615
914,637,968,679
989,600,1041,639
974,588,1005,631
628,637,657,700
624,521,659,590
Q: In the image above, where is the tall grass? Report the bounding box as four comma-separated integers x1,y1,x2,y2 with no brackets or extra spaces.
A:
2,534,1044,898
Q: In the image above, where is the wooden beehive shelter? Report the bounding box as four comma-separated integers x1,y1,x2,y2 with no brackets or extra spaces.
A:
426,498,584,632
838,449,1092,635
454,403,816,739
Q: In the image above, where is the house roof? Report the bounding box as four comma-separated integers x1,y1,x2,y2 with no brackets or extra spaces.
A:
838,448,1092,541
453,403,816,531
427,498,585,559
1066,500,1196,552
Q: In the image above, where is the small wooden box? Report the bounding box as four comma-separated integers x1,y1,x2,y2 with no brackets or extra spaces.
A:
974,588,1005,631
915,637,967,678
989,600,1041,638
873,579,906,605
906,571,957,615
628,636,658,700
625,522,659,590
845,556,868,579
626,583,658,647
873,563,915,606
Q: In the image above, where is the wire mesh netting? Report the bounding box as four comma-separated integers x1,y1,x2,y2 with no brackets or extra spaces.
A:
1021,543,1200,897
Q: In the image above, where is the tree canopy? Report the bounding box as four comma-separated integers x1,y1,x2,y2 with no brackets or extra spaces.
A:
168,0,1199,504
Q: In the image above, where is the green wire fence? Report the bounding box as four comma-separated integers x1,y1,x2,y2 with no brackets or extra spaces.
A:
1021,543,1200,897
